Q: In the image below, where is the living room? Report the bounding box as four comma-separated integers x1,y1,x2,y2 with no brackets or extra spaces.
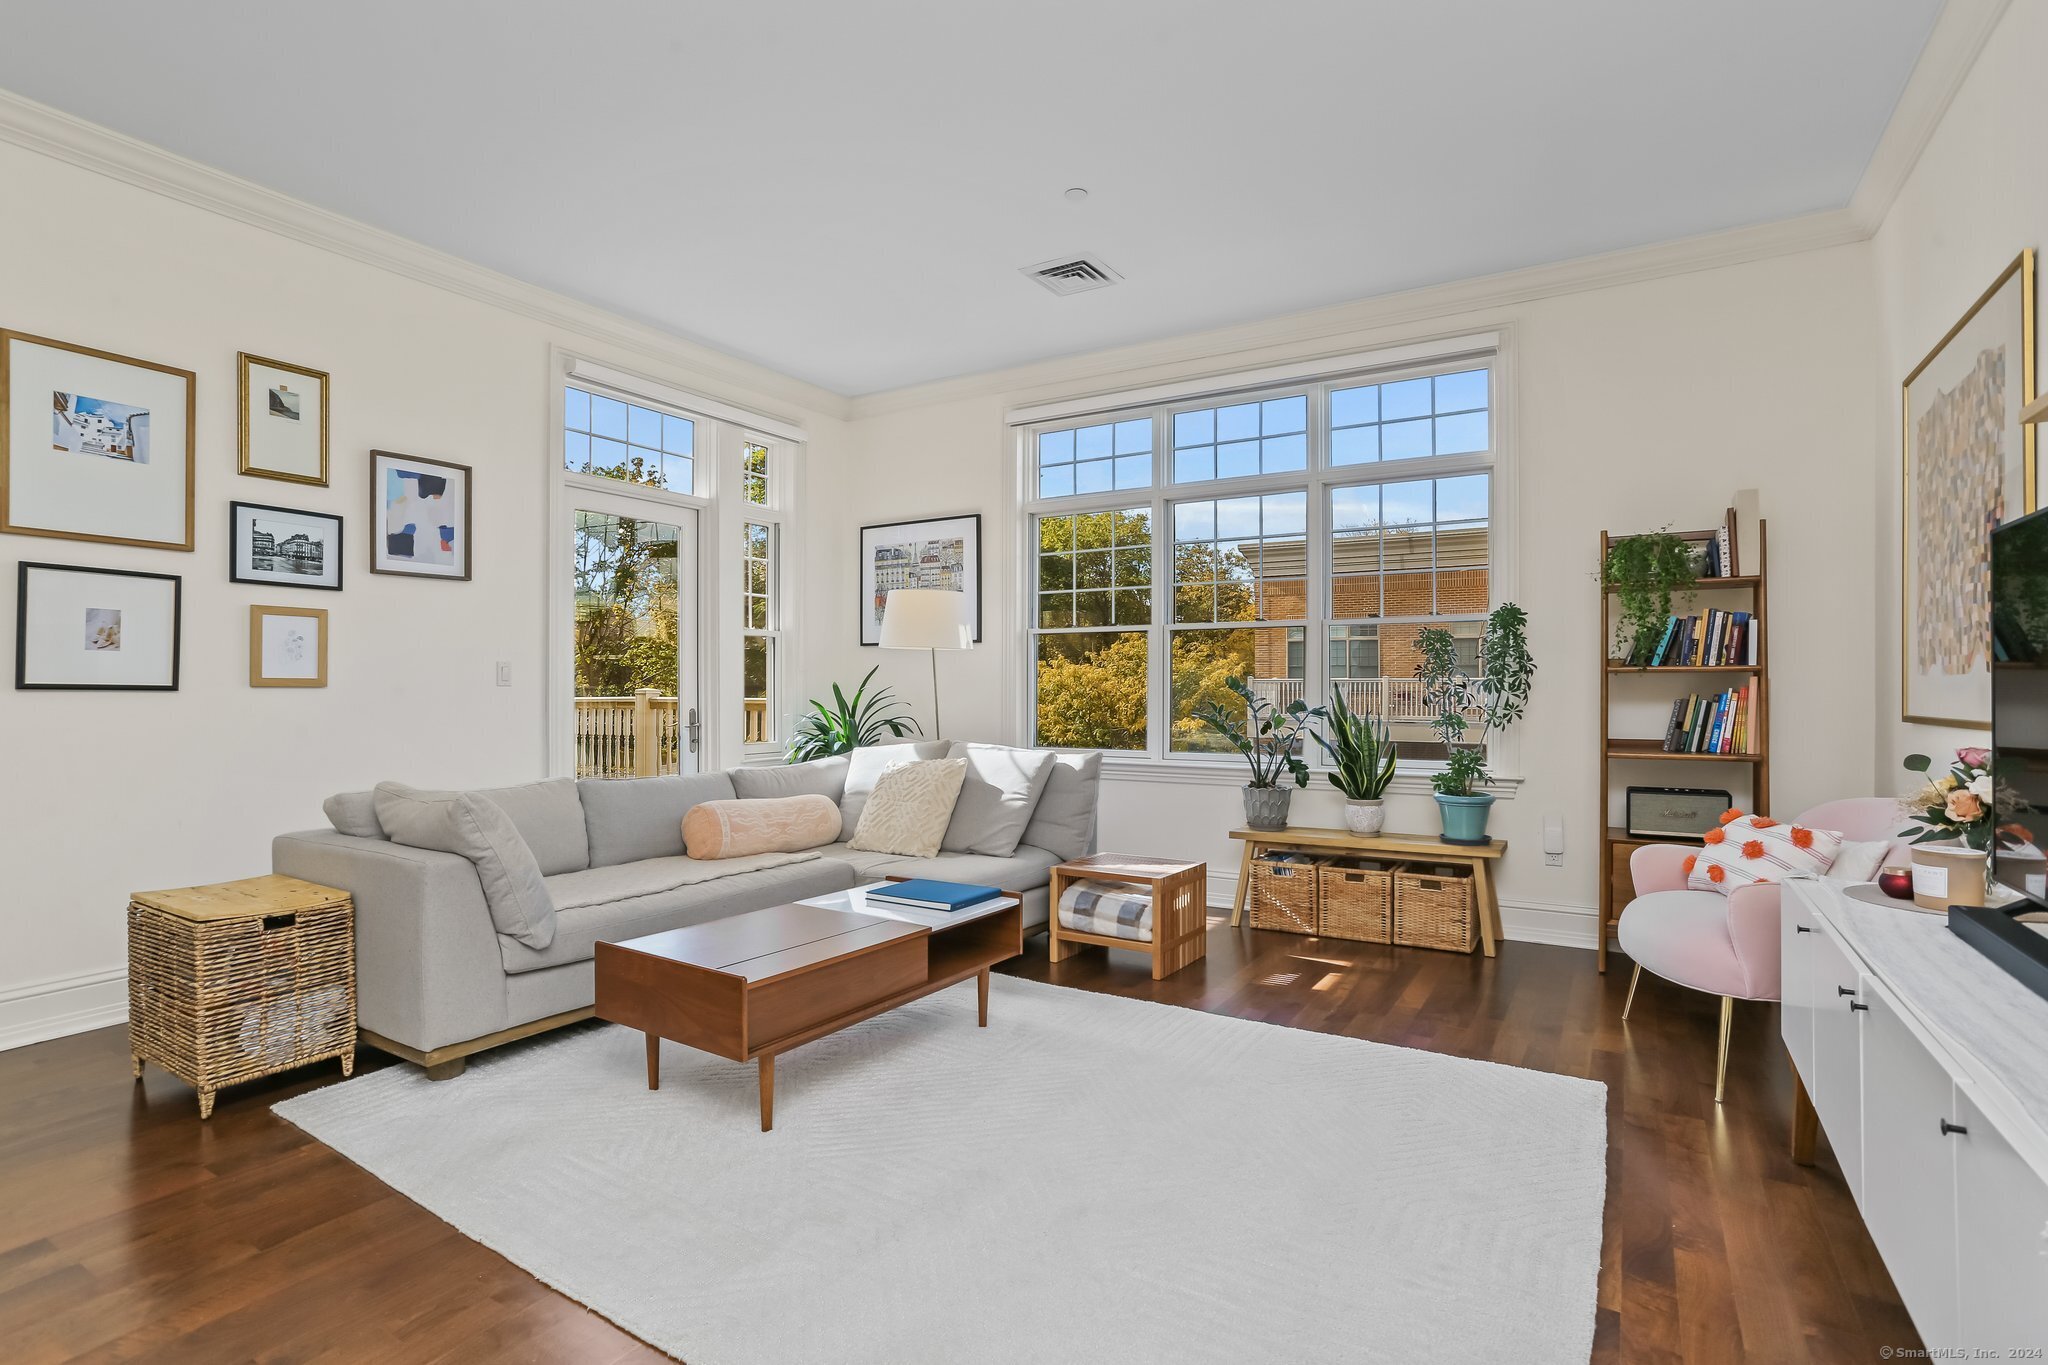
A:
3,2,2047,1361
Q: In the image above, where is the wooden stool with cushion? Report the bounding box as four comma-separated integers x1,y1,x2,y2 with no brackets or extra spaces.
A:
1047,855,1207,980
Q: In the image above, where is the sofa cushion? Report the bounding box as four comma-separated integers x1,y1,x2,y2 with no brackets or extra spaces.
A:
578,772,737,867
839,741,951,840
941,743,1057,857
374,783,556,950
683,795,841,859
323,790,386,840
473,777,590,876
1020,751,1100,861
508,853,856,972
850,758,969,858
731,756,850,804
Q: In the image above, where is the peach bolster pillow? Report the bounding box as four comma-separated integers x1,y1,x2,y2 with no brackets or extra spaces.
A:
683,794,840,860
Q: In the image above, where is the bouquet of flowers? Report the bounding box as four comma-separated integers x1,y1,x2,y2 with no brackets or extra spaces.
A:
1900,747,2030,851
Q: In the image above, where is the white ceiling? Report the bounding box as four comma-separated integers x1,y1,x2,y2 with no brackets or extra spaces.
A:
0,1,1943,396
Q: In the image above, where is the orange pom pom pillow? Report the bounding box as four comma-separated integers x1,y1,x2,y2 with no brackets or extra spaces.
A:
1685,811,1843,893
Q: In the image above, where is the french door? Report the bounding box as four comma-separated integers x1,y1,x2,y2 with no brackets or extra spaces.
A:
567,487,701,778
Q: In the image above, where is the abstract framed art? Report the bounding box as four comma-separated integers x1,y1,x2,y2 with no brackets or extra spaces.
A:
15,561,181,691
249,604,328,688
369,449,471,580
0,330,195,551
857,513,981,645
238,352,329,486
229,501,343,591
1901,249,2037,728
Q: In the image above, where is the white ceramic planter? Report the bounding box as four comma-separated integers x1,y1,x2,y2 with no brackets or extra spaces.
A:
1342,798,1386,835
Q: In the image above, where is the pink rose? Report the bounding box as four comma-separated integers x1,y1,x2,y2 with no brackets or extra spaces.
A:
1945,789,1985,822
1957,747,1991,769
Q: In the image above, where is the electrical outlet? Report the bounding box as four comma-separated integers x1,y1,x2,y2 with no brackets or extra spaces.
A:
1545,851,1563,867
495,661,511,687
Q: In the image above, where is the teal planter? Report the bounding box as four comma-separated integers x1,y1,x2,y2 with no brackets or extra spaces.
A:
1435,793,1496,846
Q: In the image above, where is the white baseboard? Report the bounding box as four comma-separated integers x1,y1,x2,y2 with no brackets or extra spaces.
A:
1204,871,1599,952
0,966,128,1052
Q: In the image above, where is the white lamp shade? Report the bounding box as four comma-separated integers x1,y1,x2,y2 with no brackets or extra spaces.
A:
880,588,972,650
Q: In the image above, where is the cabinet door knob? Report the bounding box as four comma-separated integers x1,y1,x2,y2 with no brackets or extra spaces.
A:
1837,985,1857,997
1795,925,1812,934
1941,1119,1969,1137
1849,1001,1869,1012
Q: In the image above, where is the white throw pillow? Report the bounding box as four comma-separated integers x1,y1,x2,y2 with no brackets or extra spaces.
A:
1828,839,1891,884
941,743,1058,857
838,741,952,840
1686,812,1843,893
849,758,970,858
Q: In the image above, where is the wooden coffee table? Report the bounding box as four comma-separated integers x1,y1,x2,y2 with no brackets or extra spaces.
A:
594,882,1022,1130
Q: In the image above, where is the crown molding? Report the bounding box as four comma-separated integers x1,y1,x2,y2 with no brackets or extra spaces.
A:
846,208,1867,417
0,88,852,423
1847,0,2014,233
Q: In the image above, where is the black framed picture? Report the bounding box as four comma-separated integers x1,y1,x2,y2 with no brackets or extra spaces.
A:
16,561,181,691
370,448,472,580
858,513,981,646
230,501,343,591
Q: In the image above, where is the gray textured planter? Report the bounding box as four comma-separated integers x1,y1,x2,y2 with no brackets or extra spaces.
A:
1243,785,1293,831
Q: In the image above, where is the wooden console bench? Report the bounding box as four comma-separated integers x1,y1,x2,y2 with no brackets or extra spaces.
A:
1225,826,1508,958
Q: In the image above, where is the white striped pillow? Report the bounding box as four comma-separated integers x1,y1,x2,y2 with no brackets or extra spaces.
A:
1685,812,1842,893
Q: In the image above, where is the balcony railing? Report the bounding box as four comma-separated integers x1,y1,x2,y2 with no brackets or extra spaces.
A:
1245,676,1476,725
575,692,771,777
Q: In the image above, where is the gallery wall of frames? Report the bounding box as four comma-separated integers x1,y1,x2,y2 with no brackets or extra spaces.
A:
4,332,472,692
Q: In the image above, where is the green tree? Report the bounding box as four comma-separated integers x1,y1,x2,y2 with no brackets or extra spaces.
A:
574,457,679,696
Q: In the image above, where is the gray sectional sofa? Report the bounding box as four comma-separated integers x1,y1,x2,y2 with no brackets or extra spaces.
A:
272,743,1100,1077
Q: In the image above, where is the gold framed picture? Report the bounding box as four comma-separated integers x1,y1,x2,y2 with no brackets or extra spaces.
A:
1901,249,2038,728
249,603,328,688
1,329,196,550
238,352,329,486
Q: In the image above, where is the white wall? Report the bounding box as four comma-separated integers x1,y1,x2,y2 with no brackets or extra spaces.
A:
811,247,1883,944
1871,0,2048,783
0,137,848,1048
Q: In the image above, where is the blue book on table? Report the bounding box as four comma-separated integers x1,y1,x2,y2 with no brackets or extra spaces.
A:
867,879,1003,912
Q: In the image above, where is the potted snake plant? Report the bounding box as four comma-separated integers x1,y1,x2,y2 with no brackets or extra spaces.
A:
1314,686,1397,834
1193,677,1326,831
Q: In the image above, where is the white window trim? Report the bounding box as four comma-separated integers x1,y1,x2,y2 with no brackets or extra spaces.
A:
1013,327,1520,781
547,347,804,776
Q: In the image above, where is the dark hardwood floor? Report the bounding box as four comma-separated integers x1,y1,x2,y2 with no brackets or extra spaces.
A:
0,923,1916,1363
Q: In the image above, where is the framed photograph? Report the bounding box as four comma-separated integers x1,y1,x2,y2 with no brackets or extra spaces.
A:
249,604,327,688
1902,249,2037,728
1,330,195,550
858,513,981,645
16,561,181,691
238,352,329,486
369,449,471,580
230,501,342,591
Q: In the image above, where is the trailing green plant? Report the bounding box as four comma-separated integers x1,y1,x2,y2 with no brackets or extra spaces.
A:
1193,676,1326,789
786,666,920,762
1414,602,1539,796
1313,686,1397,800
1602,529,1698,662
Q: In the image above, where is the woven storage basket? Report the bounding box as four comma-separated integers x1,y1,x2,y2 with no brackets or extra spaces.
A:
1317,859,1393,943
127,875,356,1118
1248,851,1320,934
1393,865,1477,953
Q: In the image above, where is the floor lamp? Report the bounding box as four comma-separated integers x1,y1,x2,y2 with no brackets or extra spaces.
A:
880,588,972,738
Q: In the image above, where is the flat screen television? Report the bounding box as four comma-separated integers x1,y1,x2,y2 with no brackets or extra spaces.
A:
1960,507,2048,1000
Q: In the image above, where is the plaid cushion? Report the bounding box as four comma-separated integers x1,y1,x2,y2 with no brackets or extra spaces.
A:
1057,879,1154,942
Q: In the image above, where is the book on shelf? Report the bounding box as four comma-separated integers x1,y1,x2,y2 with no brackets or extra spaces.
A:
864,879,1004,913
1640,610,1755,667
1658,686,1755,754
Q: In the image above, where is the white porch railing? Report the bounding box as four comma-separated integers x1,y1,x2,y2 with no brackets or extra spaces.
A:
575,693,770,776
1246,676,1474,725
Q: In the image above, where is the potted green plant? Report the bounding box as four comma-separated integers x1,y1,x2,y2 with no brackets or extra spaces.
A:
1415,603,1536,845
786,666,920,762
1194,676,1326,831
1313,686,1397,834
1602,529,1698,663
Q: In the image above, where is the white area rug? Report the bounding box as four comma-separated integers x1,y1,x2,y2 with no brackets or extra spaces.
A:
276,976,1606,1364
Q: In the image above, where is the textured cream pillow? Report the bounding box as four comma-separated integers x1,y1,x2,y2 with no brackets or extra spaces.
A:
849,758,969,858
682,794,841,859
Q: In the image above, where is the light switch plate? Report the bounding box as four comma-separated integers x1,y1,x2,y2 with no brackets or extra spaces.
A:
495,661,511,687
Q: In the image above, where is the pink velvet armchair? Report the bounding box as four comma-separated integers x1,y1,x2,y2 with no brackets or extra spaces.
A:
1616,797,1905,1104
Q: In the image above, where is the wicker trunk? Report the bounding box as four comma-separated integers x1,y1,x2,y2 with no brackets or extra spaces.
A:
127,874,356,1118
1393,866,1477,953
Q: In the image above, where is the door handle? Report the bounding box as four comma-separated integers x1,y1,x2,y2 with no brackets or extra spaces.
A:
1849,1001,1868,1012
1940,1118,1969,1137
1794,925,1812,934
686,707,701,754
1837,985,1856,997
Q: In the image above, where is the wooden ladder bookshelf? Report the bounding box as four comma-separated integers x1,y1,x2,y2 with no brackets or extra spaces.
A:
1597,516,1770,971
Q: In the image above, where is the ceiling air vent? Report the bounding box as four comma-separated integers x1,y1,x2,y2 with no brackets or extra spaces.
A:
1022,254,1122,297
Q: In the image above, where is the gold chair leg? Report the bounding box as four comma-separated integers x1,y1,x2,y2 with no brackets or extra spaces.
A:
1715,995,1734,1105
1621,963,1641,1021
